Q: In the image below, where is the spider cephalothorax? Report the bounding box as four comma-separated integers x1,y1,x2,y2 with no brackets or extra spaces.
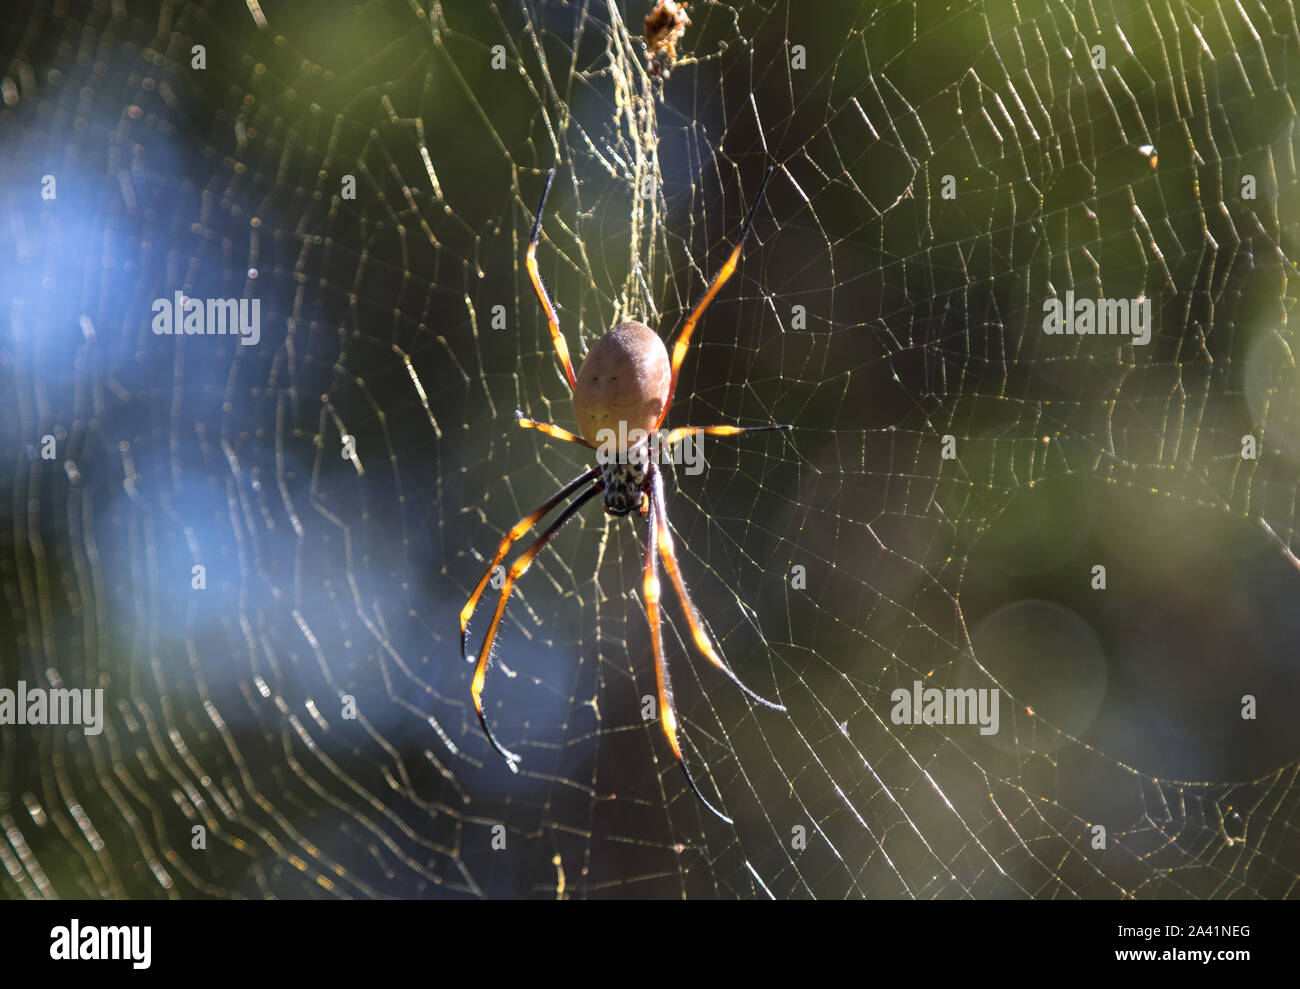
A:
598,452,649,516
460,167,789,823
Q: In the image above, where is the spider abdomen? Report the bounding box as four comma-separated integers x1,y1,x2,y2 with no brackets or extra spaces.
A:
572,321,670,446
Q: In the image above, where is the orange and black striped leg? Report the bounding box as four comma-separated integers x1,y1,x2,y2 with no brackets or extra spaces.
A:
471,482,600,769
651,468,785,711
515,411,594,449
662,423,792,449
526,169,578,391
460,466,598,663
654,166,774,431
644,464,733,824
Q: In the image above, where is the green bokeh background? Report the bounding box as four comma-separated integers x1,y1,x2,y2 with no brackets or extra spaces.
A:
2,0,1299,898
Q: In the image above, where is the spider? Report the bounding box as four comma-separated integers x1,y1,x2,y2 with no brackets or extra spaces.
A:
460,167,788,823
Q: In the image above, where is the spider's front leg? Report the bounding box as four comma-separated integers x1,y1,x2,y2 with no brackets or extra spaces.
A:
460,466,599,662
650,467,785,712
642,463,733,824
470,482,600,769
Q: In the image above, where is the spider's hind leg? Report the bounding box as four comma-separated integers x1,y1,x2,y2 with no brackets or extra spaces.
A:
654,166,774,432
525,169,579,391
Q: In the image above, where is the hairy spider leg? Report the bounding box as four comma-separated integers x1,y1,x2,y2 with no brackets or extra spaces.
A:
651,467,784,711
515,412,594,448
662,423,792,448
525,169,578,391
461,467,598,663
471,482,600,768
655,166,775,431
643,463,733,824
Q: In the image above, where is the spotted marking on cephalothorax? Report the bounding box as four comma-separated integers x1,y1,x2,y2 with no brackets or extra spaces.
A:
599,454,648,516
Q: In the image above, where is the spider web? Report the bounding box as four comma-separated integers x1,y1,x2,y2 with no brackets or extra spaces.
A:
3,0,1300,899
